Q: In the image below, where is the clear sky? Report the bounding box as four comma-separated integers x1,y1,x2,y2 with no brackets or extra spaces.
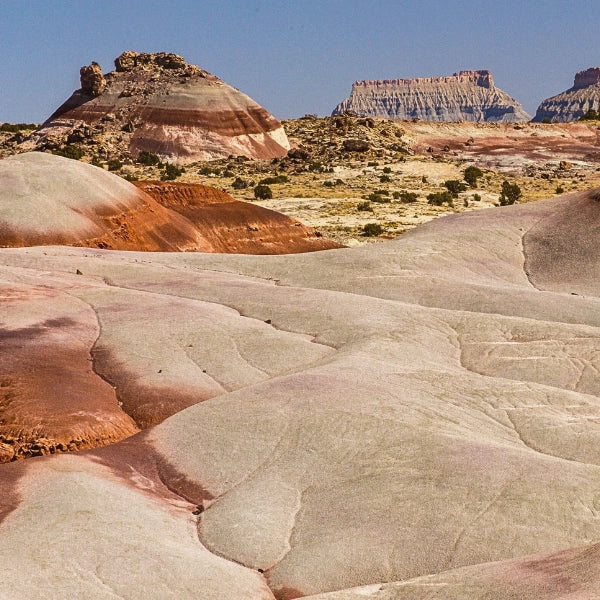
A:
1,0,599,123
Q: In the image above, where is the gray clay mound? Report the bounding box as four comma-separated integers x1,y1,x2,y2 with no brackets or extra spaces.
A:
0,151,205,250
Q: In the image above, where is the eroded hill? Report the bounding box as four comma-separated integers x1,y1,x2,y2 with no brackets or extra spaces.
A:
1,188,600,598
18,51,290,163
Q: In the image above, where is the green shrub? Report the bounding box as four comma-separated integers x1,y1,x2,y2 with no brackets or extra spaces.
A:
367,161,378,167
382,166,392,174
443,179,468,197
0,123,37,132
356,201,373,212
379,174,391,183
463,166,483,188
254,184,273,199
137,150,160,166
427,191,454,206
199,165,220,176
107,159,123,171
161,163,184,180
232,177,250,189
421,175,428,183
396,191,418,203
498,180,522,206
579,109,600,121
472,193,482,202
556,185,565,194
124,173,139,181
53,145,84,160
362,223,384,236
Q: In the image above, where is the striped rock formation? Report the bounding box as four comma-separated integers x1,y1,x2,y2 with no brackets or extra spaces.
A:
30,51,290,163
533,67,600,122
333,70,530,122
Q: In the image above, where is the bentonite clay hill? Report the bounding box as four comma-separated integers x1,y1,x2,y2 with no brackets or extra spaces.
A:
2,187,600,598
333,70,531,122
533,67,600,122
0,152,340,255
133,180,341,254
25,51,290,163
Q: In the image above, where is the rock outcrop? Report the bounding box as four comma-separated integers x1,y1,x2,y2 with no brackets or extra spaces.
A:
533,67,600,122
28,51,290,162
333,70,531,122
0,152,340,254
79,61,106,96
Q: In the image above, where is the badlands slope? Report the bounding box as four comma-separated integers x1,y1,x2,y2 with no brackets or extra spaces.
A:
0,152,340,254
1,185,600,598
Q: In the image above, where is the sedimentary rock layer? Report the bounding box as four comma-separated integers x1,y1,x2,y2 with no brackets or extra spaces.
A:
0,152,340,253
30,51,290,162
333,70,530,122
533,67,600,122
1,188,600,598
135,181,343,254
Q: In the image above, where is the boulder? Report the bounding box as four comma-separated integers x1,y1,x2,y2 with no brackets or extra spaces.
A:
79,61,106,96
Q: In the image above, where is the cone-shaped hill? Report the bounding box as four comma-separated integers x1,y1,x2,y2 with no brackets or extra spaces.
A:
28,51,290,163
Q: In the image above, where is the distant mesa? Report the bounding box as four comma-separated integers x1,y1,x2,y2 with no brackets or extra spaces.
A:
0,152,341,254
332,70,531,122
533,67,600,122
27,51,290,163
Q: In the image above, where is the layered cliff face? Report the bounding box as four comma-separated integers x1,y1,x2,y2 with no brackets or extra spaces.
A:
30,51,290,162
333,70,531,122
533,68,600,122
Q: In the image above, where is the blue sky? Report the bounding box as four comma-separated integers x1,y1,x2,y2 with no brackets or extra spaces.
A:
0,0,598,122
